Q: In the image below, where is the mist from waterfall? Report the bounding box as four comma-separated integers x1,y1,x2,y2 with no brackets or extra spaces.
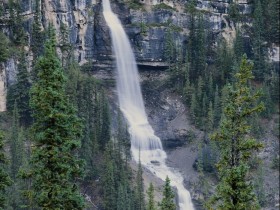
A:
102,0,194,209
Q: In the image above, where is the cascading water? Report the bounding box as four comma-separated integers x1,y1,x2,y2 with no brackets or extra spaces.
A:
102,1,194,209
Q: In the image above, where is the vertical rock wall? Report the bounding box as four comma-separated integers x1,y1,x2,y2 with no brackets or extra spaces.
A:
0,0,276,112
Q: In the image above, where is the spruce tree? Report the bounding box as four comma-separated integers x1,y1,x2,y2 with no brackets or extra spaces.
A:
147,183,157,210
0,131,12,209
8,104,28,208
190,92,197,124
8,0,25,45
103,142,116,210
7,50,32,124
0,32,10,63
266,0,279,43
159,176,176,210
29,31,84,209
207,101,214,132
135,159,145,210
31,0,44,65
9,102,24,179
195,13,206,77
207,56,264,210
77,76,100,180
252,0,267,81
213,85,221,127
99,89,111,151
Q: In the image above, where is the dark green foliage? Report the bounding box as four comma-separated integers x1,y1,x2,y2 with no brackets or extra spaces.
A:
228,3,240,22
101,112,133,210
194,14,206,77
127,0,144,10
8,0,25,45
215,39,234,85
267,70,279,104
207,101,214,132
252,0,267,81
185,0,197,14
188,13,207,80
29,33,84,209
102,139,134,210
59,23,72,66
0,32,10,63
147,183,156,210
135,159,145,210
0,131,12,209
153,3,176,11
9,103,23,179
266,0,279,43
103,142,117,210
213,85,221,127
31,0,44,62
195,140,218,174
259,0,280,44
159,177,176,210
7,50,32,124
254,163,265,206
207,56,264,210
76,75,101,181
164,29,176,67
8,104,29,208
233,30,244,63
99,89,111,151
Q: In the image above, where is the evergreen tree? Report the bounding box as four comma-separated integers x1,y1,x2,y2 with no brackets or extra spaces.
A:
228,2,240,23
207,56,264,210
0,131,12,209
99,89,111,151
252,0,267,81
147,183,156,210
195,13,207,77
103,142,117,210
190,92,198,124
9,102,24,179
268,70,279,104
8,106,28,208
8,0,25,45
31,0,44,64
213,85,221,127
183,57,193,106
187,0,197,80
216,39,233,83
7,50,32,124
135,159,145,210
59,22,72,66
266,0,279,43
159,177,176,210
29,31,84,209
77,76,99,181
0,32,10,63
233,30,244,62
165,29,175,67
207,101,214,132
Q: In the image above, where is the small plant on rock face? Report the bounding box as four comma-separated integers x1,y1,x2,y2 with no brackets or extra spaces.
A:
153,3,177,12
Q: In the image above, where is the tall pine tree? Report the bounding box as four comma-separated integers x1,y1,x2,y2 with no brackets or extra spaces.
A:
29,29,84,209
0,131,12,209
159,176,176,210
207,56,264,210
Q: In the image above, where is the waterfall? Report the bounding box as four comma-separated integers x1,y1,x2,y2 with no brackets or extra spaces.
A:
102,1,194,209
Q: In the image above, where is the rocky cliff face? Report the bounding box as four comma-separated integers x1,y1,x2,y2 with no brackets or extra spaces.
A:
0,0,259,109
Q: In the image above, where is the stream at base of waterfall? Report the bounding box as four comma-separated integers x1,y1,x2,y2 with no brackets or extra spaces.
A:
102,0,195,209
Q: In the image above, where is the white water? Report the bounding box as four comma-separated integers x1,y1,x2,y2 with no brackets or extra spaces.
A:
102,1,194,209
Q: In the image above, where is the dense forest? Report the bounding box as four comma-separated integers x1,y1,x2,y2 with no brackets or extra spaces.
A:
0,0,279,209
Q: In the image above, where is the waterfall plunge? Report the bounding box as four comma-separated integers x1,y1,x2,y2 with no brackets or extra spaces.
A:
102,1,194,209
